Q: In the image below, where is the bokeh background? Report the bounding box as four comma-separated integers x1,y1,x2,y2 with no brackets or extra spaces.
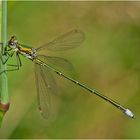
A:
0,1,140,138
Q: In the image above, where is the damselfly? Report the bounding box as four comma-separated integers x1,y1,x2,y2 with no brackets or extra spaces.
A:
0,29,134,119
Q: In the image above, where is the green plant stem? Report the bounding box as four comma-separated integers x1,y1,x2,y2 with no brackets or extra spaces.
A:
0,0,9,125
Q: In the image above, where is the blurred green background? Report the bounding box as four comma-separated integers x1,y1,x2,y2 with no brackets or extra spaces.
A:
0,1,140,138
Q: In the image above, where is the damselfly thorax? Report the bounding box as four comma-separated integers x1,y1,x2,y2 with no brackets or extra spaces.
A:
7,36,37,60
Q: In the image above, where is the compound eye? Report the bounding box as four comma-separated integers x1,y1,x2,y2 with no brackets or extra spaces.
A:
10,42,14,45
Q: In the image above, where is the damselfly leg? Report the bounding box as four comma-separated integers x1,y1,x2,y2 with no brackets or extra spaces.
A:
0,51,22,74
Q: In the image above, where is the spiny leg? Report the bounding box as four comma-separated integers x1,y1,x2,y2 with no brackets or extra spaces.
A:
0,52,22,74
0,43,12,56
0,48,14,65
0,42,21,73
6,52,21,71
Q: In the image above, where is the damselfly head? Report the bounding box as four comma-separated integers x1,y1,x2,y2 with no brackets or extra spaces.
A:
8,35,18,49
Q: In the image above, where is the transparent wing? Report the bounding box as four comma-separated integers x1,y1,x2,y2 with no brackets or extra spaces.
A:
36,29,85,51
37,55,75,76
35,63,57,119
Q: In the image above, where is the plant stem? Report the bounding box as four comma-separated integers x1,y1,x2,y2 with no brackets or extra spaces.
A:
0,0,9,125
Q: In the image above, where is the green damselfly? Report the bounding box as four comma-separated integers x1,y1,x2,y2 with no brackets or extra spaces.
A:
0,29,134,119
